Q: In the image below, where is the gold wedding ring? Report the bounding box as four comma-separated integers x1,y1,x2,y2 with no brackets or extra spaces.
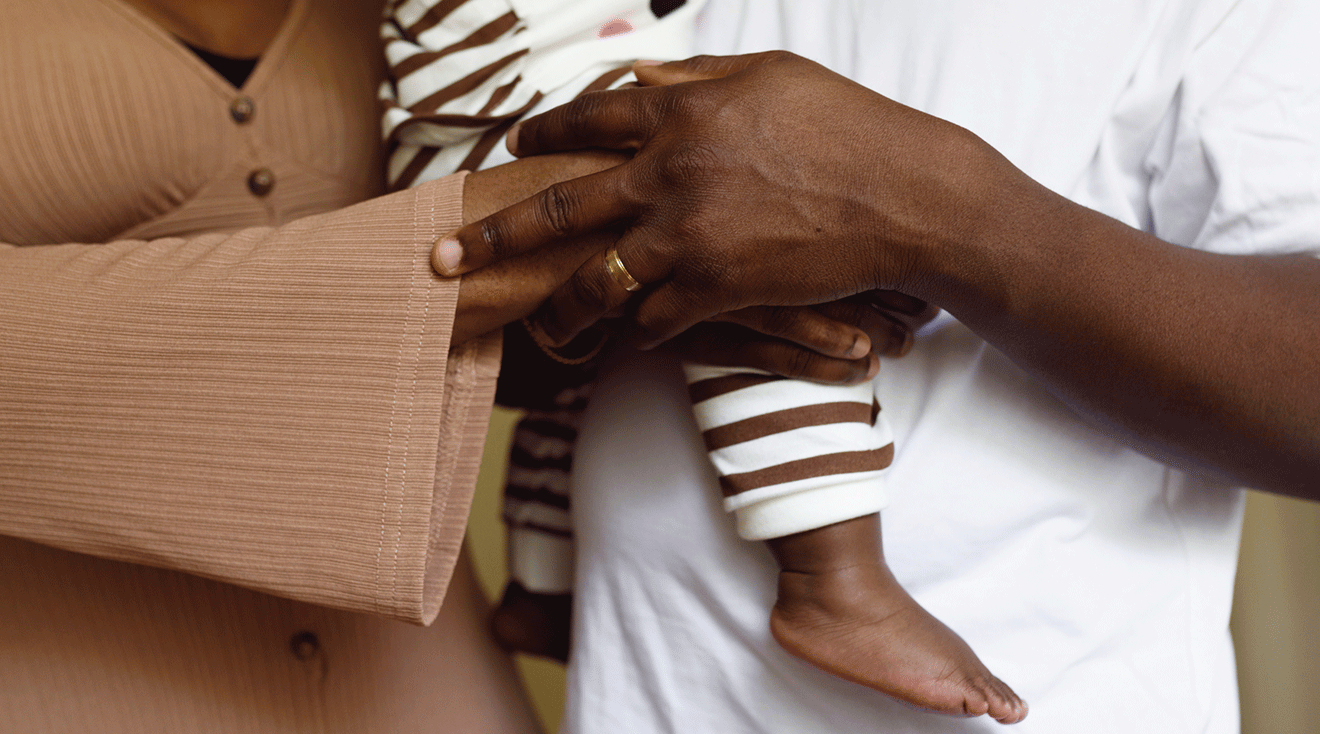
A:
605,247,642,292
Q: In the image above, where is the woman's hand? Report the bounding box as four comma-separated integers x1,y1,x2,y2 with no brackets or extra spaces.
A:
451,151,625,345
435,52,1014,348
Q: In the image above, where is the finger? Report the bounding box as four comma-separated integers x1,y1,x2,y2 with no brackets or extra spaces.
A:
712,307,871,360
534,237,660,346
450,229,616,346
879,313,916,357
631,51,791,86
434,167,635,276
624,275,733,350
504,83,670,158
864,290,940,333
664,323,880,386
866,289,929,316
811,300,915,358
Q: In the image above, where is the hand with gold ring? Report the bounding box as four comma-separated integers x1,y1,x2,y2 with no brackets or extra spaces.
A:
605,247,642,292
454,147,929,384
429,51,979,351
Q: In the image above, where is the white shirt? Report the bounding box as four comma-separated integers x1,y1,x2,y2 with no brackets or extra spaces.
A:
562,1,1320,733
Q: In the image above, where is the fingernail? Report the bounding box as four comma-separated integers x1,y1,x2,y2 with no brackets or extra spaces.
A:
434,237,463,275
505,123,521,155
634,59,663,67
848,333,871,359
866,354,880,380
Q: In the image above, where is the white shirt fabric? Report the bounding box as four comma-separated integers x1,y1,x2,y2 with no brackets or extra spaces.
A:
563,1,1320,733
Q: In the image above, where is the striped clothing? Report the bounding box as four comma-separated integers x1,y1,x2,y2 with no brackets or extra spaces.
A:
685,366,892,541
382,0,703,186
380,0,892,591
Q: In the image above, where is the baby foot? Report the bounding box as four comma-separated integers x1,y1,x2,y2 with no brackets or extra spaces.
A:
770,563,1027,724
489,581,572,663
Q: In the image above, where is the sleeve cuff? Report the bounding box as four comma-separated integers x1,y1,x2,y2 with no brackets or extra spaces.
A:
730,476,889,541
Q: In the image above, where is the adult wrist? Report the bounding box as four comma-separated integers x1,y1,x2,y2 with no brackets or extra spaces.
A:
910,135,1081,324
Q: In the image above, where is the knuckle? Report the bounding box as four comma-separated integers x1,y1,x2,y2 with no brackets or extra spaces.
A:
783,346,819,379
559,94,601,135
567,268,613,313
666,88,714,127
685,54,719,70
673,265,732,315
478,219,511,260
688,253,735,298
653,141,716,185
761,306,798,338
537,183,577,238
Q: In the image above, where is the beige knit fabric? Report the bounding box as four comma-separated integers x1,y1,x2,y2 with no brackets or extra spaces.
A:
0,0,521,730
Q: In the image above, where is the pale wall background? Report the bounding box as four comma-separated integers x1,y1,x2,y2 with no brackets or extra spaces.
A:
1231,491,1320,733
468,407,1320,733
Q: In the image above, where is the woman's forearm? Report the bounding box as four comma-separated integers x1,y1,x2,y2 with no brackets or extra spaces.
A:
0,176,498,623
460,150,628,224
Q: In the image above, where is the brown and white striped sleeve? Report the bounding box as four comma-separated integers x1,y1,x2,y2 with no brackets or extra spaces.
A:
684,365,893,541
379,0,702,189
380,0,541,189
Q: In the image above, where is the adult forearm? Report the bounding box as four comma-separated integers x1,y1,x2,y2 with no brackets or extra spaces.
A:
438,51,1320,492
931,171,1320,496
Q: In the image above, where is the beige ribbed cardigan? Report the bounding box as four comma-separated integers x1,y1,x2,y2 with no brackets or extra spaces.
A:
0,0,522,730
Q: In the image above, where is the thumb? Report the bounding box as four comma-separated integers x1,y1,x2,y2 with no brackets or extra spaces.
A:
632,51,788,86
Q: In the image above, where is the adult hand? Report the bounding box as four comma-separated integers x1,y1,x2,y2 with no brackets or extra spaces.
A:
508,290,933,385
435,51,1011,348
665,291,938,385
452,148,936,385
452,150,625,345
441,51,1320,498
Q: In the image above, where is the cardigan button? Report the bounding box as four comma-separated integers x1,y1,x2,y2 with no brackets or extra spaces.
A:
289,631,320,661
230,96,255,124
247,168,275,197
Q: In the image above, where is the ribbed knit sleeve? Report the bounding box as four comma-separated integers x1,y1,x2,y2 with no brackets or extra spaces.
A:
0,173,498,626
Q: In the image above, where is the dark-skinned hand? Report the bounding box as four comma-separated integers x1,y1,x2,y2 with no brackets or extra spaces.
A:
455,142,937,383
435,51,998,349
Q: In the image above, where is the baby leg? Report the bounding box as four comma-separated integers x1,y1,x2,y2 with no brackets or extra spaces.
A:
491,322,604,662
767,515,1028,724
